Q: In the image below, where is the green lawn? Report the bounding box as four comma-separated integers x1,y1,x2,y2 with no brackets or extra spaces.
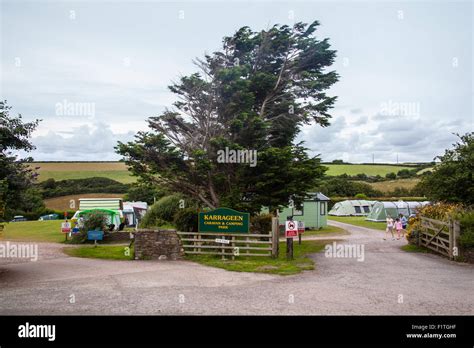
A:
304,224,348,237
186,239,332,275
328,216,386,231
63,245,134,260
0,220,66,243
324,164,414,176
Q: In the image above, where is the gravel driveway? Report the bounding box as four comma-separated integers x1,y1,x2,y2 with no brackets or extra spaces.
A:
0,221,472,315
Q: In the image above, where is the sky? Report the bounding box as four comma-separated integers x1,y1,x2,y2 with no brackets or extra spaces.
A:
1,0,473,163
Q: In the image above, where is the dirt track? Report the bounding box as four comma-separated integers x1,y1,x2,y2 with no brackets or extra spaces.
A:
0,221,472,315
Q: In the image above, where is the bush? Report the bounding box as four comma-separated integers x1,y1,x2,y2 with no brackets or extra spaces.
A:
39,177,129,198
457,211,474,249
250,213,273,233
70,211,109,244
173,208,199,232
385,172,397,180
140,194,183,228
354,193,368,200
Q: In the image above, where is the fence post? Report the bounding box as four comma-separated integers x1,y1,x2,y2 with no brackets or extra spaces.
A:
448,220,453,259
271,217,279,258
453,220,461,259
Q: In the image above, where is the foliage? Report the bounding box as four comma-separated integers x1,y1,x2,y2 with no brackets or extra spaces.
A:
250,213,273,233
116,21,338,215
140,194,183,227
71,211,109,244
38,177,129,198
416,132,474,204
173,207,199,232
123,181,165,205
0,101,41,220
456,210,474,248
354,193,368,200
315,176,383,197
385,172,397,180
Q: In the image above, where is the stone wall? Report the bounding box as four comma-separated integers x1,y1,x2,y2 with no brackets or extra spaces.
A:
133,229,184,260
106,232,133,242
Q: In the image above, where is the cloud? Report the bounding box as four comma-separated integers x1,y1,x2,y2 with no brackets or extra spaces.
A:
30,123,135,161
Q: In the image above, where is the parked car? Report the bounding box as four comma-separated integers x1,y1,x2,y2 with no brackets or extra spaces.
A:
11,215,27,222
38,214,59,221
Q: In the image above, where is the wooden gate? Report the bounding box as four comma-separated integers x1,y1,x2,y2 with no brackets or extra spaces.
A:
177,231,274,259
418,216,460,259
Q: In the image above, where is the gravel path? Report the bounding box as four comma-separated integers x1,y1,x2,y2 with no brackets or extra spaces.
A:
0,222,472,315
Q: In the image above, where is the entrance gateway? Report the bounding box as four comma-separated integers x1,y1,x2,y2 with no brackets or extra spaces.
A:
178,207,278,258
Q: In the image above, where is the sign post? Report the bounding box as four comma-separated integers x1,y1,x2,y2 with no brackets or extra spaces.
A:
297,221,305,245
285,220,297,260
61,221,71,241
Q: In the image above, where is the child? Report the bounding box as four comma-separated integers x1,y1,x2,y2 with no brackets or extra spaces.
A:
395,218,403,240
384,215,394,240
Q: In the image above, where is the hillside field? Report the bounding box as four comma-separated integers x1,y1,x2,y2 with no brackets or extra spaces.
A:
31,162,135,183
31,162,419,183
44,193,125,211
324,164,414,176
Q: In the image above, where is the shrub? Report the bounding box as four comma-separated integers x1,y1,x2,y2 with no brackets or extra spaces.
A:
354,193,368,200
173,207,199,232
39,177,129,198
140,194,183,227
385,172,397,180
250,213,273,233
457,211,474,249
70,211,108,244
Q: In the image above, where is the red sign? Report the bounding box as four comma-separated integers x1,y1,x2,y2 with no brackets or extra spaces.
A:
61,222,71,233
285,221,298,238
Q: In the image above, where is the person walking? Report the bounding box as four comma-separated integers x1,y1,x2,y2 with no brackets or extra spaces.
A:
395,218,403,240
384,215,395,240
400,214,408,238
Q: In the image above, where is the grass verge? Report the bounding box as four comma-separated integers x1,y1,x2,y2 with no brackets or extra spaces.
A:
63,245,133,260
328,216,386,231
186,240,332,276
401,244,429,253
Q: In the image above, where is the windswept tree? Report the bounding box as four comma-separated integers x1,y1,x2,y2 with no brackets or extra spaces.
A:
0,101,41,221
417,132,474,204
117,21,338,214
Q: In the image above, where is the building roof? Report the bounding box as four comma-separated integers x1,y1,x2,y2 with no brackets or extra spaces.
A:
308,192,331,201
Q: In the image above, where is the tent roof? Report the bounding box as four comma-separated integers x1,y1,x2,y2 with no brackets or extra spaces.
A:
307,192,330,201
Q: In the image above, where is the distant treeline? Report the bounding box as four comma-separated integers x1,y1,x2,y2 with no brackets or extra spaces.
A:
39,177,129,198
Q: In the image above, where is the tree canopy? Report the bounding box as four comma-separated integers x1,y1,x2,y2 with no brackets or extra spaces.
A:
0,101,42,221
417,132,474,205
117,21,338,214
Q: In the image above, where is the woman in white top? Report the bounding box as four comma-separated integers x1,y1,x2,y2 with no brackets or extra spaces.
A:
384,215,395,240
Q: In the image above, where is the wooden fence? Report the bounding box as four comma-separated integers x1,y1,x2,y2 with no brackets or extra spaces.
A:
177,218,280,259
418,216,460,259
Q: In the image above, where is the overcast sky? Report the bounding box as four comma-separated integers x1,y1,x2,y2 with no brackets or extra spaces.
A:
1,0,473,163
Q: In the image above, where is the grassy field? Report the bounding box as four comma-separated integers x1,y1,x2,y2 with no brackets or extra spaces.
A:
324,164,415,176
304,225,349,237
186,239,332,275
44,193,125,211
363,178,420,193
0,220,66,243
30,162,419,184
63,245,133,260
328,216,386,231
30,162,135,183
